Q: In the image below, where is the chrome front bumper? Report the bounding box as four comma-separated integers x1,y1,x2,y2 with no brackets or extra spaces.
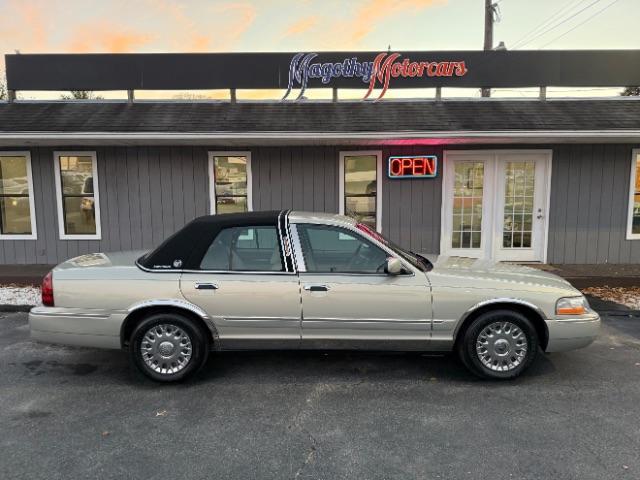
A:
545,313,601,352
29,306,123,349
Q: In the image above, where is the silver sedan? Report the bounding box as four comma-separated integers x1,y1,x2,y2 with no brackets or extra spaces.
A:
29,210,600,382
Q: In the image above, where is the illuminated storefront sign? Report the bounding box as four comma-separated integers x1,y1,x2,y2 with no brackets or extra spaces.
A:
283,52,468,101
388,155,438,179
366,53,467,100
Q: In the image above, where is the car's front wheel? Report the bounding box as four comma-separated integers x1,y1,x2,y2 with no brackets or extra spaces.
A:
129,312,209,382
458,309,538,379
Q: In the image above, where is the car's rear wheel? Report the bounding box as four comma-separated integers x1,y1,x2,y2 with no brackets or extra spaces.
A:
129,312,208,382
458,309,538,380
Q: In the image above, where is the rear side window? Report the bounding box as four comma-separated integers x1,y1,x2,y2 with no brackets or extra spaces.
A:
199,226,283,271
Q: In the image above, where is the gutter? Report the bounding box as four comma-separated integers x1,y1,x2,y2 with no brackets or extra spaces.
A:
0,130,640,139
1,130,640,146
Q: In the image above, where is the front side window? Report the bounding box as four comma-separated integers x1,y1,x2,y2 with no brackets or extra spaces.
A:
628,151,640,238
199,226,282,271
0,152,36,238
54,152,101,239
209,152,251,214
340,151,381,232
296,224,388,274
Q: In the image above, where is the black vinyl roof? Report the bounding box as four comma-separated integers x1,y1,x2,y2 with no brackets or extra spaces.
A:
138,211,282,270
0,99,639,133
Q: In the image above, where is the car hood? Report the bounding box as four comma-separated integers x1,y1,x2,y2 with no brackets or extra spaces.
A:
425,255,579,293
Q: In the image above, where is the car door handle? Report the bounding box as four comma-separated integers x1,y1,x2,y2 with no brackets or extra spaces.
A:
195,282,219,290
303,284,329,292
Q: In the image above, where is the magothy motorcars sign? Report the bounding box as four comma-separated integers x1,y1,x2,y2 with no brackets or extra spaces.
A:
283,52,468,100
6,51,640,94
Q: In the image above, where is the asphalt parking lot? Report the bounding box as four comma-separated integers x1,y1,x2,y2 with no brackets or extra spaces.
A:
0,311,639,480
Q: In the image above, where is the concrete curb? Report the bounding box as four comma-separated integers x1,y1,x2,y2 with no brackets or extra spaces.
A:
600,310,640,317
0,305,33,313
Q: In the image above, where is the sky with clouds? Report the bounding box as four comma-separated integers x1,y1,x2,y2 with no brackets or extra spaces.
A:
0,0,637,98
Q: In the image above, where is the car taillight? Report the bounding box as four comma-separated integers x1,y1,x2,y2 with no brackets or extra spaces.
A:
42,271,54,307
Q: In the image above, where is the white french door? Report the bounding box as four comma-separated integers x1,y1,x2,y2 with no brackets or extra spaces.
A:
441,151,551,262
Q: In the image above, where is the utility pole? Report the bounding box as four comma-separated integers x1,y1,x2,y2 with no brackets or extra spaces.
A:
482,0,493,98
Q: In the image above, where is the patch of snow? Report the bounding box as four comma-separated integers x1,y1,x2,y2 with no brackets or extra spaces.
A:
0,285,41,306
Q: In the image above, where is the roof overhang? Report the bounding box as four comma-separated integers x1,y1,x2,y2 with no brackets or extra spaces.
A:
1,130,639,147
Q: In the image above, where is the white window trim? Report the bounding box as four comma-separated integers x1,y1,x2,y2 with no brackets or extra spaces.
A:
626,149,640,240
208,151,253,214
53,151,102,240
0,151,37,240
339,150,383,233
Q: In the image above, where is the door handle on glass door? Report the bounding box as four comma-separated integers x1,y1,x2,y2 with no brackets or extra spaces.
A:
536,208,544,219
195,282,219,290
303,284,329,292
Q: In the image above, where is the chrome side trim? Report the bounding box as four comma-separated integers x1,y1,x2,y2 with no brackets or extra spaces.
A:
135,260,177,273
289,224,306,272
222,316,300,322
452,298,548,339
277,210,289,272
127,298,210,318
303,317,431,323
299,271,414,278
136,260,297,276
125,298,221,349
32,312,111,319
182,269,296,275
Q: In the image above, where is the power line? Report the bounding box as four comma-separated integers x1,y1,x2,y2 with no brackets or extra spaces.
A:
538,0,621,48
515,0,606,49
510,0,590,49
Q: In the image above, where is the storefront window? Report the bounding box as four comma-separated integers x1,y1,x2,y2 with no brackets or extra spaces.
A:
628,151,640,238
452,162,483,249
341,152,380,231
210,153,251,214
54,152,101,238
0,153,36,238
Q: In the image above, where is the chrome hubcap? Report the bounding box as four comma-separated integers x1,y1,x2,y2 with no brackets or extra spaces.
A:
476,321,528,372
140,324,193,375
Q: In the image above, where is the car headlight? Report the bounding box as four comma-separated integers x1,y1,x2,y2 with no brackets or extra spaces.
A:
556,296,591,315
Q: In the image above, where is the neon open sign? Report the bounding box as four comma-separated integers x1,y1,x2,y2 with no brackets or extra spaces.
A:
388,155,438,179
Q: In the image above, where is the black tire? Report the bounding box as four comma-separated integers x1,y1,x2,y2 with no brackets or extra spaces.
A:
129,312,209,382
457,309,538,380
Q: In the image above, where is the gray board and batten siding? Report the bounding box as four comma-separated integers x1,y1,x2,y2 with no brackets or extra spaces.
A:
0,144,638,265
546,144,640,264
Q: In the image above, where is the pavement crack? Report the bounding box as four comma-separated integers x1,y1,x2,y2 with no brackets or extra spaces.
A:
294,430,318,480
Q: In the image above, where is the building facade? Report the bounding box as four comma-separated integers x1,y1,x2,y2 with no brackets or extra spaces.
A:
1,52,640,265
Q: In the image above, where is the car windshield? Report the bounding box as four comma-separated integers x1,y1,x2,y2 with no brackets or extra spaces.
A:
355,223,433,272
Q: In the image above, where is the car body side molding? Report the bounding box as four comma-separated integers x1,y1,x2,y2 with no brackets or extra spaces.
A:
125,298,221,348
453,297,548,340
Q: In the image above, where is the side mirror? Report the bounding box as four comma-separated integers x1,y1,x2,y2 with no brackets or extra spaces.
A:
385,257,403,275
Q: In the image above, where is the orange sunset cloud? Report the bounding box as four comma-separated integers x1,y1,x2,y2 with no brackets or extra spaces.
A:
281,16,319,39
67,22,155,53
349,0,446,43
